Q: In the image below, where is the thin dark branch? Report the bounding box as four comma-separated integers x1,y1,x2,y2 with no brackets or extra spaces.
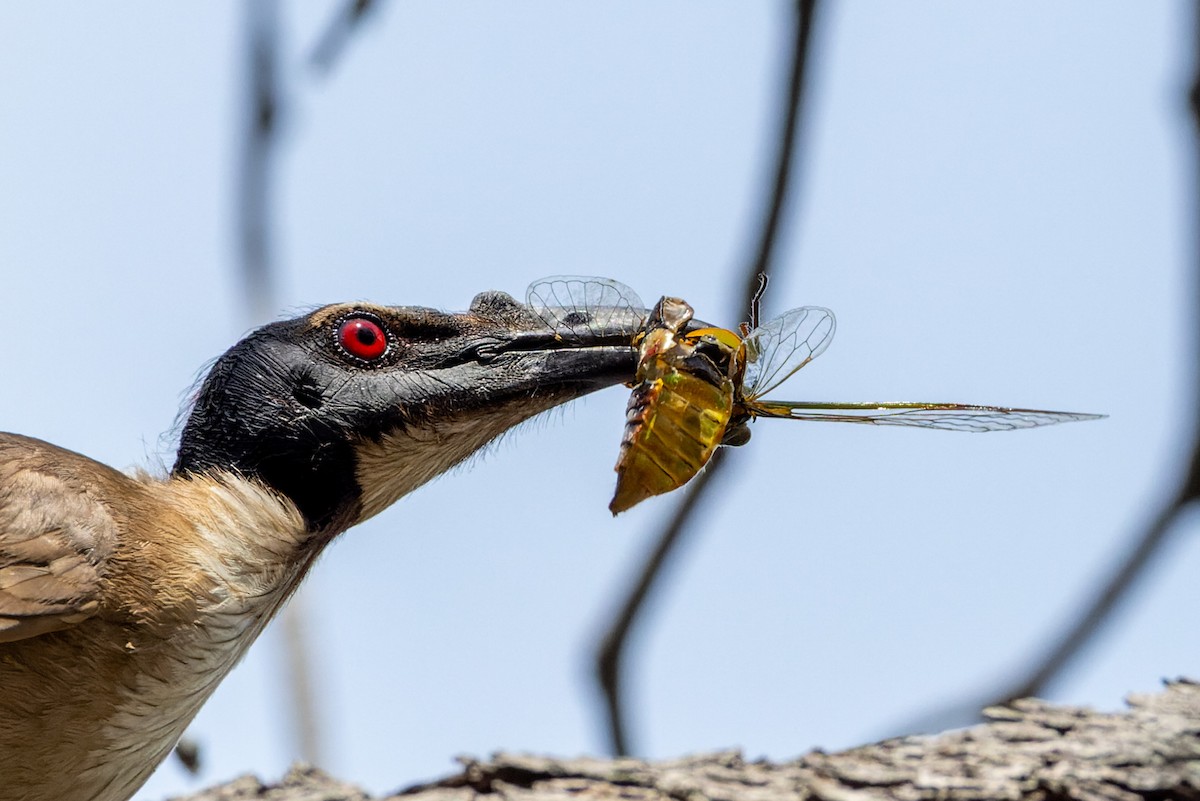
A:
991,496,1188,705
594,0,821,757
741,1,817,314
239,0,280,321
177,0,308,770
310,0,381,76
595,450,728,756
282,594,324,764
890,2,1200,737
892,494,1190,737
241,0,325,767
986,0,1200,709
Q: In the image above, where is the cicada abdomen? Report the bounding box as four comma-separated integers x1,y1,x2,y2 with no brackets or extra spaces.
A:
609,297,738,515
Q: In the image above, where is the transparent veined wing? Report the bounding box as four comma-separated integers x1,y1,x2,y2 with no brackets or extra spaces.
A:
745,400,1105,432
741,307,836,400
526,276,646,342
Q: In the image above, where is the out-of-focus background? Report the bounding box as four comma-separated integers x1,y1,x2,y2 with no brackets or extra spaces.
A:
1,3,1192,799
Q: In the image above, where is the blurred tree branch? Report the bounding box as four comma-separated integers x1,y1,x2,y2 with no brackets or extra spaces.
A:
310,0,382,76
239,0,281,321
241,0,325,768
594,0,821,758
979,0,1200,711
176,0,302,773
892,1,1200,738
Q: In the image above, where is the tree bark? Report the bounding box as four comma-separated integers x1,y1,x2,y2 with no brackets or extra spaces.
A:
172,679,1200,801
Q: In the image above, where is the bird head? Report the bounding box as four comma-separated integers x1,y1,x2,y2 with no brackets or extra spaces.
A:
172,289,639,536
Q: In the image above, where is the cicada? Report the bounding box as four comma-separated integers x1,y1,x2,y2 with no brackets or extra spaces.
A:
525,276,1103,514
605,295,739,514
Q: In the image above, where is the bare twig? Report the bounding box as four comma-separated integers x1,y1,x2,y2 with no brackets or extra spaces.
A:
595,452,728,757
175,0,300,771
176,0,322,774
594,0,821,757
243,0,326,767
984,0,1200,709
741,3,815,314
892,3,1200,737
239,0,281,322
310,0,382,76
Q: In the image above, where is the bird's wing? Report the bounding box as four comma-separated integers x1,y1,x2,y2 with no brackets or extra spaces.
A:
0,436,117,643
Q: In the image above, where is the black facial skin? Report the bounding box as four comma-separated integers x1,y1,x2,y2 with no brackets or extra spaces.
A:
173,291,640,534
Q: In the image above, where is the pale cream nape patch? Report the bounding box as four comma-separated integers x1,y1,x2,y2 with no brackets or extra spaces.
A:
353,398,568,524
87,474,308,801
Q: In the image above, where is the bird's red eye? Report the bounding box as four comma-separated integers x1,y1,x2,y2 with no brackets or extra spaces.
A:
337,317,388,361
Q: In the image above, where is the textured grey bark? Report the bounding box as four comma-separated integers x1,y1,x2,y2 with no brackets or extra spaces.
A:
171,680,1200,801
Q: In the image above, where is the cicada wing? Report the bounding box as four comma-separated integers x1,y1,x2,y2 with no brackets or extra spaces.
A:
526,276,646,341
741,306,836,399
746,400,1105,432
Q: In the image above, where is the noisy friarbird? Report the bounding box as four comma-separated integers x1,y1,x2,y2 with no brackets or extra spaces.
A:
0,290,640,801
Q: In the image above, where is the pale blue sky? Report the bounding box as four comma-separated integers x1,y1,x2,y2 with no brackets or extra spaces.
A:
0,3,1193,799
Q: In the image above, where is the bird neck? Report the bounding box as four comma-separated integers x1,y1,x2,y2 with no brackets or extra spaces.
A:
103,472,322,645
152,470,316,588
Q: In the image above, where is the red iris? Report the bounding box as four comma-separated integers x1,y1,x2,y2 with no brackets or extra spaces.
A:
338,317,388,360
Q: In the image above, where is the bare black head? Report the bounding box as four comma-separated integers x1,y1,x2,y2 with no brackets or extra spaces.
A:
173,290,638,535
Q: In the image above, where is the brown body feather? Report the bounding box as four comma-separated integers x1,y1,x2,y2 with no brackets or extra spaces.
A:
0,433,310,801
